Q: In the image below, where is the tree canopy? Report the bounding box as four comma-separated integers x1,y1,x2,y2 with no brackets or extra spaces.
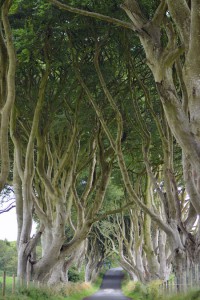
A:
0,0,200,287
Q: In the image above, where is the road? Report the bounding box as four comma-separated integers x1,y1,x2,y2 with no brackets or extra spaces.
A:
83,267,131,300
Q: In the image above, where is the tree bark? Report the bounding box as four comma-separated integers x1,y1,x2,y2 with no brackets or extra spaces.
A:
0,0,16,191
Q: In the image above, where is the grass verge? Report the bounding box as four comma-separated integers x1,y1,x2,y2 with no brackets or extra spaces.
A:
122,280,200,300
0,278,101,300
66,281,100,300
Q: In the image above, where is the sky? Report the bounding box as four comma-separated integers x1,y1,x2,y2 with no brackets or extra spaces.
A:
0,205,36,241
0,189,36,241
0,207,18,241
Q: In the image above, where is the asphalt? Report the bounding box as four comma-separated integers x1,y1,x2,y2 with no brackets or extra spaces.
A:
83,268,131,300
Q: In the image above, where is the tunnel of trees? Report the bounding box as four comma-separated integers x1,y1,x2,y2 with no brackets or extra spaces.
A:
1,0,200,287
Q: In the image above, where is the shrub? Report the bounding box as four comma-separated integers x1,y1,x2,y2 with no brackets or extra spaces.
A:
19,286,64,300
0,279,99,300
123,280,200,300
146,280,163,300
68,266,85,282
68,268,81,282
122,280,147,300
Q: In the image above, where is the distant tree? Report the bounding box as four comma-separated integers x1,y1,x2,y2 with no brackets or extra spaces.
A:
0,240,17,275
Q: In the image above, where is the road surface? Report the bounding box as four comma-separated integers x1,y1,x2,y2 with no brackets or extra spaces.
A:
83,267,131,300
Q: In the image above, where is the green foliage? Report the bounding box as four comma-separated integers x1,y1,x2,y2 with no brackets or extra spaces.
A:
0,240,17,276
167,290,200,300
0,294,28,300
0,281,100,300
0,286,65,300
19,286,64,300
123,281,200,300
0,275,13,295
3,0,188,291
125,281,148,300
65,282,100,300
147,280,163,300
68,266,84,282
123,280,162,300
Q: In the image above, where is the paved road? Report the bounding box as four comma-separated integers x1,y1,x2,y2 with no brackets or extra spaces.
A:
83,268,131,300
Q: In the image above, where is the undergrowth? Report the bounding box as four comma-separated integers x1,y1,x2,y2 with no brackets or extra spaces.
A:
0,279,100,300
123,280,200,300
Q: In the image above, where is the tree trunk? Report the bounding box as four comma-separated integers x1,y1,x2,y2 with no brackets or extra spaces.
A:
48,259,68,285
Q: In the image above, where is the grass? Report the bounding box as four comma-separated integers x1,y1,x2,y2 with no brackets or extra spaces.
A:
66,282,99,300
0,275,14,295
2,274,200,300
122,280,200,300
0,283,98,300
0,286,66,300
0,275,101,300
166,291,200,300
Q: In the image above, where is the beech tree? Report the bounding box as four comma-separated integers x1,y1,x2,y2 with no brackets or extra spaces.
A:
85,226,113,282
8,2,137,283
12,63,115,283
2,0,200,285
0,0,16,192
46,0,200,281
47,0,200,215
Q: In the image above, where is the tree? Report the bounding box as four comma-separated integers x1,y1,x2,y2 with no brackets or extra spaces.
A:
0,0,16,192
85,225,113,282
3,0,200,286
10,1,148,284
46,0,200,280
0,240,17,275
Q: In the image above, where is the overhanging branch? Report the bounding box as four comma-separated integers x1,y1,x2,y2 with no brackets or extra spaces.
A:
48,0,135,31
92,200,135,223
0,201,15,214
